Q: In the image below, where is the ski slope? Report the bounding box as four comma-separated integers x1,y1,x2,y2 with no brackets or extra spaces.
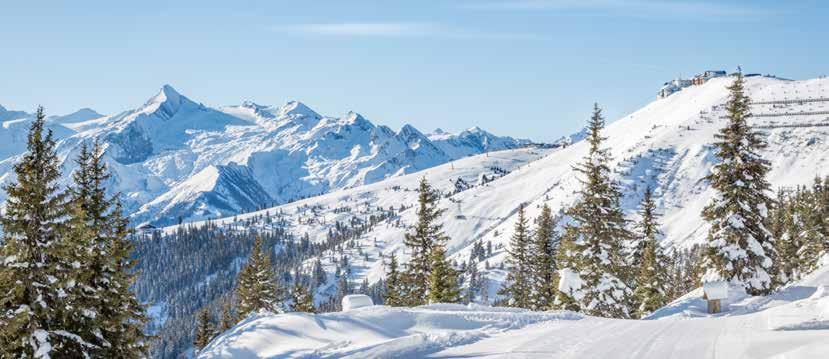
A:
199,258,829,358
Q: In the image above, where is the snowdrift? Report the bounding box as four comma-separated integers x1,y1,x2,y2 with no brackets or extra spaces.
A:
198,304,582,358
200,264,829,358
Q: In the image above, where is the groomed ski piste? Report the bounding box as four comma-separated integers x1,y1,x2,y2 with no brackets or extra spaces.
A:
199,256,829,358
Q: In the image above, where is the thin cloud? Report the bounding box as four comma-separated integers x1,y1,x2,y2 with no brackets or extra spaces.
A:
270,22,537,40
460,0,766,19
272,23,440,37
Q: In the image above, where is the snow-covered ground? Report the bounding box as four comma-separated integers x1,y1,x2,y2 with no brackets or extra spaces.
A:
200,259,829,358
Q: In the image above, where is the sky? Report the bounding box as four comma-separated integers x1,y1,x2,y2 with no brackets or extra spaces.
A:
1,0,828,142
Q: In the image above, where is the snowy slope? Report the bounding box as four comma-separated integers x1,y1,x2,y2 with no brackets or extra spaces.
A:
168,75,829,301
0,87,532,226
199,259,829,358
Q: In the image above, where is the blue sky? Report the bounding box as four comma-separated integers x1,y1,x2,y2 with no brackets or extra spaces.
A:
1,0,827,141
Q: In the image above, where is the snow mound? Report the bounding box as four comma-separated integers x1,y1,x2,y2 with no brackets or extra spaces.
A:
202,266,829,358
341,294,374,311
198,305,582,358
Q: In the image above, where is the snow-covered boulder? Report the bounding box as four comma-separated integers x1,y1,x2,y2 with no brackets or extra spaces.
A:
342,294,374,311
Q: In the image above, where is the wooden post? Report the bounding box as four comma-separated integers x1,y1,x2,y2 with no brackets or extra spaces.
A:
707,299,721,314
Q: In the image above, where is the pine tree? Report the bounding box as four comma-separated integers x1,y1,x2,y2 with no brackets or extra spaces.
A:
427,244,461,303
629,187,659,274
530,204,559,311
701,72,776,295
402,177,448,305
0,107,83,356
216,300,236,333
383,253,406,306
559,104,633,318
193,308,215,353
772,189,800,283
630,187,670,318
797,178,829,273
554,226,581,312
236,237,282,318
290,283,316,313
71,139,149,357
498,203,532,308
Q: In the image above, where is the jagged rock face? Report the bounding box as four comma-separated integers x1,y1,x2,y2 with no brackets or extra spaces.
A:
0,86,532,226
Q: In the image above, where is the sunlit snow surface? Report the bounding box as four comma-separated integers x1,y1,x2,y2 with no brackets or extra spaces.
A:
200,260,829,358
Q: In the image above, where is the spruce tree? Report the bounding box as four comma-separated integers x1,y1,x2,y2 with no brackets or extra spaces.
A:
530,204,559,311
554,226,581,312
797,178,829,273
0,107,82,356
771,189,800,283
71,139,149,357
498,203,532,308
701,72,776,295
236,237,282,318
402,177,448,305
629,187,659,274
427,244,461,303
216,300,236,333
383,253,405,306
560,103,633,318
193,308,215,353
630,187,670,318
290,283,316,313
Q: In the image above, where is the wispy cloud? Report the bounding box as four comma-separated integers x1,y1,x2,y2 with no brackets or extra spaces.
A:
272,23,440,37
270,22,536,40
460,0,765,19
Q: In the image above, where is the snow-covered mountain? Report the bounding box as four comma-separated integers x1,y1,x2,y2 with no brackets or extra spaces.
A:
0,86,533,226
164,74,829,302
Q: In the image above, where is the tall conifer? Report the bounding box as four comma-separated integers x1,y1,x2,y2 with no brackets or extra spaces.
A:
0,107,81,356
530,204,559,310
236,237,282,318
499,204,532,308
559,104,633,318
402,177,448,305
701,73,776,295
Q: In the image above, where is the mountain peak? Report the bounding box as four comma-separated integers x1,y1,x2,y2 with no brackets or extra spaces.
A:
278,100,319,119
0,104,6,112
142,84,193,119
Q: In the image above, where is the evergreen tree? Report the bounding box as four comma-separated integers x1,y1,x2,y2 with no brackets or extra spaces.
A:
554,226,581,311
0,107,83,356
193,308,215,353
772,189,800,283
383,253,406,306
290,283,316,313
216,300,236,333
498,203,532,308
236,237,282,318
530,204,559,311
629,187,659,273
559,104,633,318
630,187,670,318
427,244,461,303
701,73,776,295
797,178,829,273
71,139,149,357
402,177,448,305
